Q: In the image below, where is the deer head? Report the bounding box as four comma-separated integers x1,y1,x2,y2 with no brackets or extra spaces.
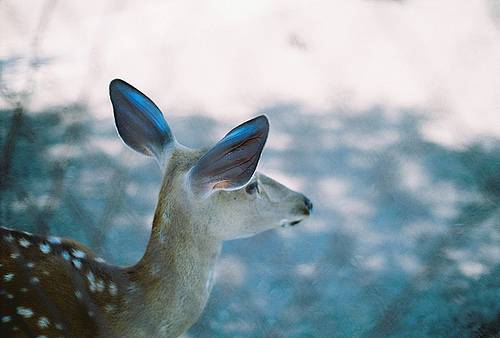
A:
110,79,313,241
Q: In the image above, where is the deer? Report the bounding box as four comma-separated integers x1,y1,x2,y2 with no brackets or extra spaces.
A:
0,79,313,338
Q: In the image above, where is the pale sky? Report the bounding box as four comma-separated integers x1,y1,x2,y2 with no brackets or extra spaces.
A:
1,0,500,147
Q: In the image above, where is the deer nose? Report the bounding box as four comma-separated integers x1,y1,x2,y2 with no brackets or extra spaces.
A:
303,195,313,213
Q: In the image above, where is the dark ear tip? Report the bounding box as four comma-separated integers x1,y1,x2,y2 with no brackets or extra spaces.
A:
254,115,270,133
109,79,129,94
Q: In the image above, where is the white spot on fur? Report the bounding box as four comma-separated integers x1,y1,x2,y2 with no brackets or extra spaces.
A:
20,288,28,293
1,316,11,323
16,306,33,318
96,279,105,293
71,249,86,258
72,259,82,269
75,290,82,299
95,257,106,263
21,231,32,236
3,234,14,242
62,251,70,260
10,252,20,259
88,311,94,317
48,236,61,244
3,273,14,281
37,336,47,338
38,316,50,328
87,271,95,282
55,323,64,330
87,271,97,292
39,243,51,254
42,270,50,276
6,293,13,299
18,238,31,248
26,262,35,268
109,282,118,296
30,277,40,284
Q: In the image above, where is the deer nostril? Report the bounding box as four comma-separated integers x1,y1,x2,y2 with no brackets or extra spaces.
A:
303,196,313,213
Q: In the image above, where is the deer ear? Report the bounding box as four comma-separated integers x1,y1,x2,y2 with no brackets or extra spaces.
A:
109,79,174,159
188,115,269,197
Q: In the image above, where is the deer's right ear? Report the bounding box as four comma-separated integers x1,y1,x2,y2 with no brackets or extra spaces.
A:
188,115,269,197
109,79,174,160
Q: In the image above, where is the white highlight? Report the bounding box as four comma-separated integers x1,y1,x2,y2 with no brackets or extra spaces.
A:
48,236,62,244
3,273,14,281
62,251,70,260
3,234,14,243
72,259,82,269
96,279,105,293
38,317,50,329
109,282,118,296
39,243,51,254
16,307,34,318
1,316,11,323
18,238,31,248
87,271,97,292
95,257,106,263
71,249,86,258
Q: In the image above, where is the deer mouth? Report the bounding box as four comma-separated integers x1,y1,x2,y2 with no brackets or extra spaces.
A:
280,218,304,227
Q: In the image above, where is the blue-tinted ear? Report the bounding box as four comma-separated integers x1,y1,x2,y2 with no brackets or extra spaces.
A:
109,79,174,158
188,115,269,196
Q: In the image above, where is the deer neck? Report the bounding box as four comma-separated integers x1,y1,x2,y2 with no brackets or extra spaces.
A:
120,205,222,337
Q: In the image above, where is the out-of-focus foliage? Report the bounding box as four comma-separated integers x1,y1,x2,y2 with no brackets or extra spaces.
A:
1,0,500,335
1,56,498,337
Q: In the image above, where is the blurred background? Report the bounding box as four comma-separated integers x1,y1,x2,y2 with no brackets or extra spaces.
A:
1,0,500,336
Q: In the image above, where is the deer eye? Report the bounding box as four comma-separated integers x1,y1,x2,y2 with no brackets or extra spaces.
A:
245,181,259,194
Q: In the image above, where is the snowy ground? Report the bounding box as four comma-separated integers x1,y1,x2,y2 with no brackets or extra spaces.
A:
1,1,499,336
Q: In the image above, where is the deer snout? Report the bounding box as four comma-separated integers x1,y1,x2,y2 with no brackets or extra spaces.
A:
293,194,313,218
303,195,313,214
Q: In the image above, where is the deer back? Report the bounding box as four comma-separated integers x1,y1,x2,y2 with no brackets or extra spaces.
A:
0,226,130,337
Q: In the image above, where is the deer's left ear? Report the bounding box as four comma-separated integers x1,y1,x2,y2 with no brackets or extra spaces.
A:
109,79,174,160
188,115,269,197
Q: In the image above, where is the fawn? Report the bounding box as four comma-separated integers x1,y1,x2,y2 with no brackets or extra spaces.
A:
0,79,313,337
